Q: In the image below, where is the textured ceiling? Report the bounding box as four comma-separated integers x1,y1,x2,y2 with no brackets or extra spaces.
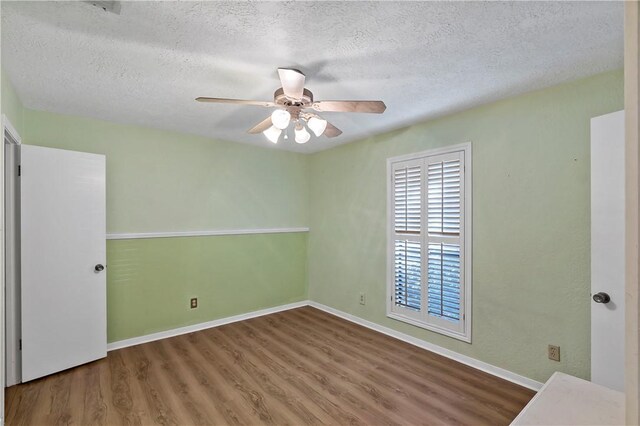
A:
1,1,623,153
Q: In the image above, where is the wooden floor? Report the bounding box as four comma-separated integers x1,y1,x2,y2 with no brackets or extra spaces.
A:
5,307,534,425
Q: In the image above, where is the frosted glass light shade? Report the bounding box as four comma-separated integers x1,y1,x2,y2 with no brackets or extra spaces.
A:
294,125,311,144
271,109,291,130
263,125,282,143
307,117,327,137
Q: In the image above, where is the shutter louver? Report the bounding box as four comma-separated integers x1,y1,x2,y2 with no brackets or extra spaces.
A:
394,166,421,234
427,243,461,321
426,154,463,323
427,159,461,235
394,240,421,311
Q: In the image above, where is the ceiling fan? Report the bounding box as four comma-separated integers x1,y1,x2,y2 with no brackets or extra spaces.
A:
196,68,386,144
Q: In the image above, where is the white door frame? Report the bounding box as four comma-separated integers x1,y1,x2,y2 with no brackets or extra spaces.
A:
1,114,21,424
624,1,640,423
3,115,21,388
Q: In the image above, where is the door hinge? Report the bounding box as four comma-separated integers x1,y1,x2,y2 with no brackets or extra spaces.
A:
18,165,21,176
19,339,21,351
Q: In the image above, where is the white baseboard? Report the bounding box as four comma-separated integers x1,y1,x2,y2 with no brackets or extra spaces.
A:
308,301,543,391
106,300,310,351
107,299,542,391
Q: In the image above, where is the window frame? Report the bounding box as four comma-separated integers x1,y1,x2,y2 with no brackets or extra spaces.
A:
386,142,472,343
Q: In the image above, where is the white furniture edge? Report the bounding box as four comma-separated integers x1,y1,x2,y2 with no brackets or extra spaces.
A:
106,227,310,240
308,301,543,391
107,300,310,351
510,371,560,424
510,371,624,425
107,299,542,391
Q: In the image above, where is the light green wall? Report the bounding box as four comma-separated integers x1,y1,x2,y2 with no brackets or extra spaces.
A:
1,68,24,135
107,233,307,342
307,70,624,384
22,109,309,343
24,110,309,233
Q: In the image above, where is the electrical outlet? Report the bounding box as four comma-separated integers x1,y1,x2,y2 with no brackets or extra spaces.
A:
359,293,366,305
548,344,560,362
190,298,198,309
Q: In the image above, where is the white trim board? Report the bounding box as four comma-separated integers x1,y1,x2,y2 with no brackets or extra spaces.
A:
106,227,310,240
107,300,310,351
106,299,542,391
2,114,22,145
308,302,543,391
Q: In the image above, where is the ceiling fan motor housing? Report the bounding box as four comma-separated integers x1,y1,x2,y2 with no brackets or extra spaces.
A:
274,88,313,108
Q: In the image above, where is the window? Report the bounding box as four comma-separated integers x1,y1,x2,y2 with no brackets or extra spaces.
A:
387,143,471,342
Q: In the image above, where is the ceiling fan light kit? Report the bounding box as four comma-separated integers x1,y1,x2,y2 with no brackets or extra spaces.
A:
263,126,282,144
271,109,291,130
196,68,386,145
307,116,328,137
294,123,311,144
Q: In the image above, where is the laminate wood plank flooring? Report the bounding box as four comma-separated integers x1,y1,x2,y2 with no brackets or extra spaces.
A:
5,306,535,425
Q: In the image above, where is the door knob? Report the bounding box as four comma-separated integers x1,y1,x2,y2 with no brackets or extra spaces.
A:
94,264,105,272
593,292,610,304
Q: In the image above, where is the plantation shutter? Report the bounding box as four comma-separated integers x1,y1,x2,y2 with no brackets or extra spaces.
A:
394,240,421,310
427,243,461,321
394,165,422,234
392,160,423,315
425,152,464,327
388,145,470,341
427,158,461,235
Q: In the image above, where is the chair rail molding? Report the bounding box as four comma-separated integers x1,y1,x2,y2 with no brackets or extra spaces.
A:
106,227,310,240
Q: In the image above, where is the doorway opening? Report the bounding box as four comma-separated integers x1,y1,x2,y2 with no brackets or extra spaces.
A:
3,115,21,387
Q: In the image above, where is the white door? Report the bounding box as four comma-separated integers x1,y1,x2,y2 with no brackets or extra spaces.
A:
590,110,625,392
20,145,106,382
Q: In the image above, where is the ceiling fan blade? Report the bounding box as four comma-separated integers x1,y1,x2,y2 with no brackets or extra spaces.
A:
312,100,386,114
324,122,343,138
248,116,273,134
277,68,306,100
196,97,275,108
